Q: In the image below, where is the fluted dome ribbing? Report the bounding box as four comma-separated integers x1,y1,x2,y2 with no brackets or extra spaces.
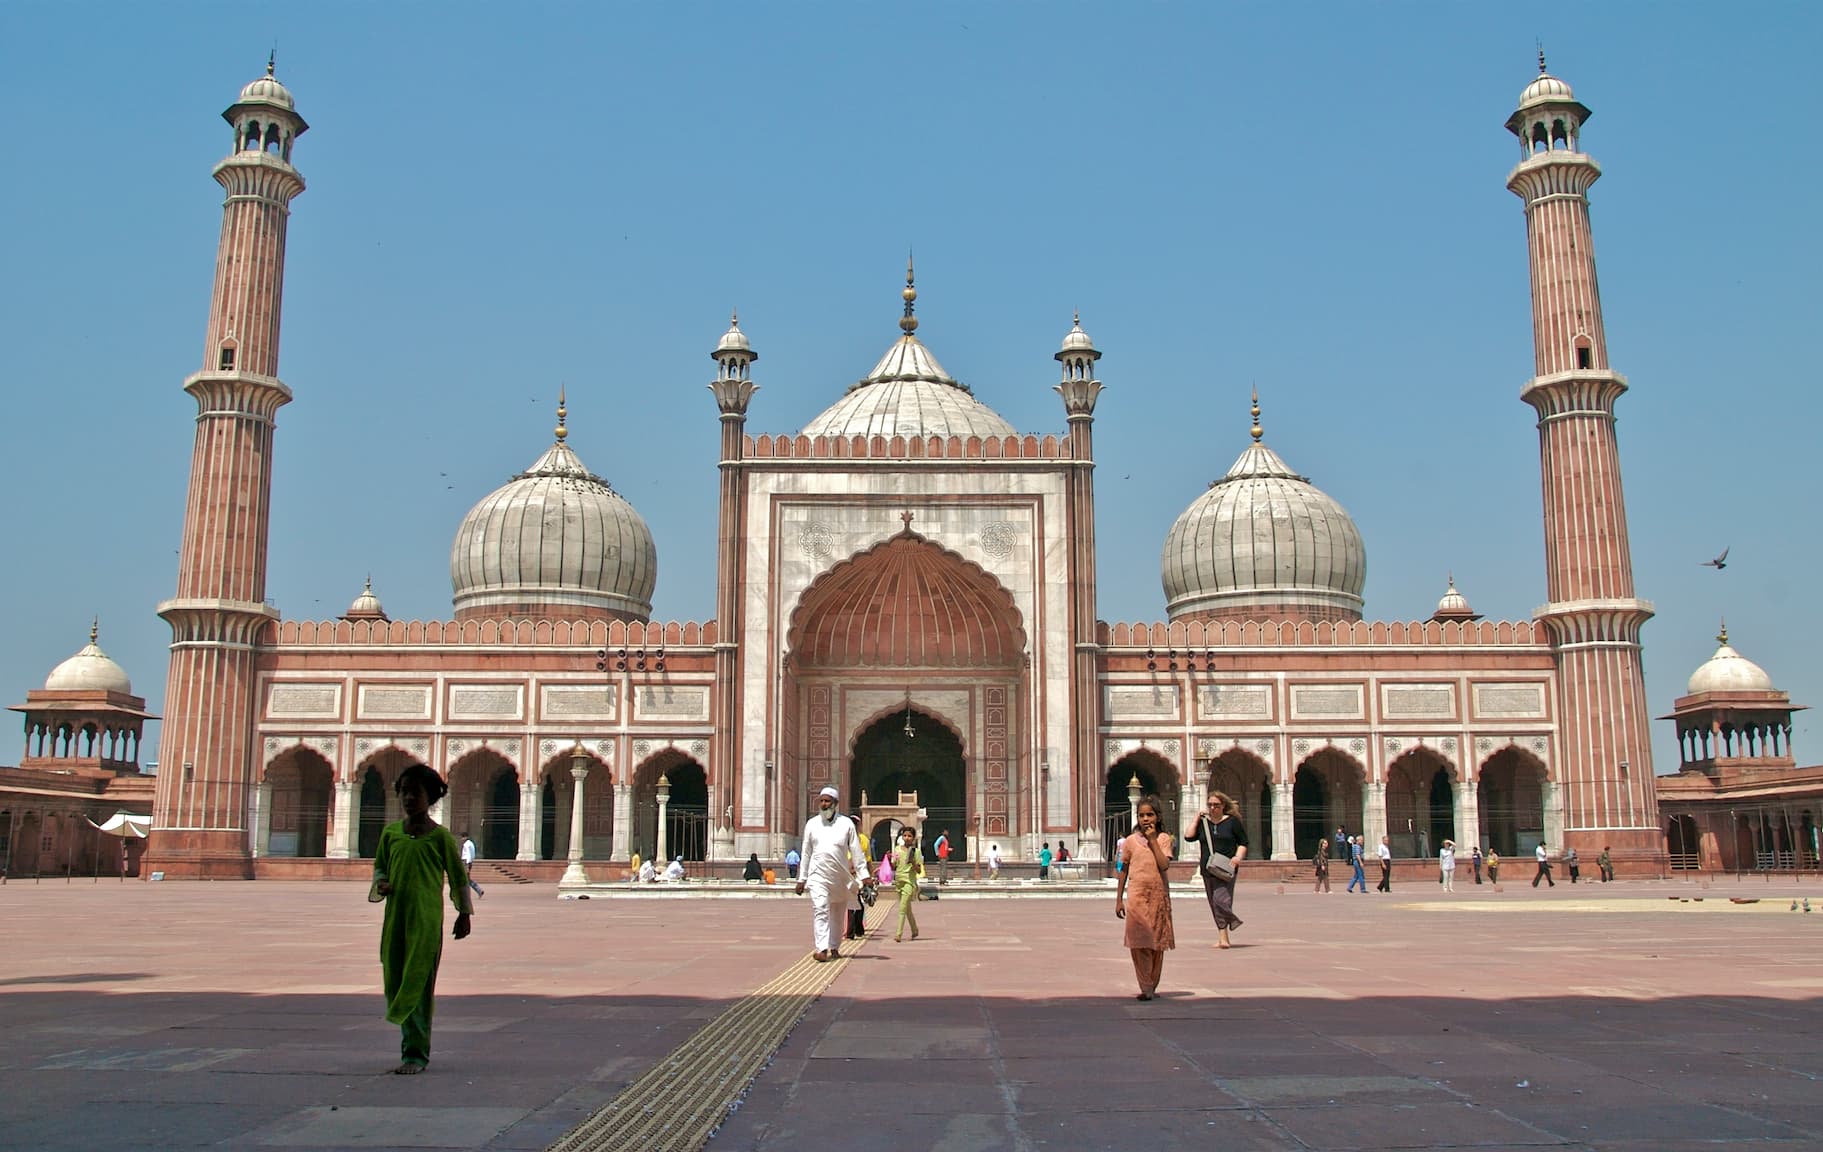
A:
1161,438,1366,622
451,437,656,622
801,333,1014,440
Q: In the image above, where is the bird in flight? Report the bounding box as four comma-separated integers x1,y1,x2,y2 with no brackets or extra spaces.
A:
1701,547,1729,570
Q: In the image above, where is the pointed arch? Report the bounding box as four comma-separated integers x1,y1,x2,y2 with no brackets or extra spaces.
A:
1293,746,1365,860
263,744,333,858
1385,747,1456,858
1477,745,1547,856
1205,747,1272,857
1106,748,1183,860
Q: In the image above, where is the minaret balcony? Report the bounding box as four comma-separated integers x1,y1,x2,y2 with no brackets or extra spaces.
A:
1520,368,1627,419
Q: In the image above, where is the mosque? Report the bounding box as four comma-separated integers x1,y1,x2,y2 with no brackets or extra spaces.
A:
126,57,1757,882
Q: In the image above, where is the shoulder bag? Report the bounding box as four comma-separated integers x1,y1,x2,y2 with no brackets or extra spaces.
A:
1201,818,1236,880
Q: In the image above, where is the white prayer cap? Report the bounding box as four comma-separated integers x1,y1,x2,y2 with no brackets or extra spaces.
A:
818,786,840,800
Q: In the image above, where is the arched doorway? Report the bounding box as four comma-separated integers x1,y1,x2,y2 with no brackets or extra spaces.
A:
1666,813,1700,869
1105,751,1181,861
632,751,704,862
539,777,558,860
1477,747,1546,857
354,747,414,859
1206,748,1271,858
1385,749,1454,858
264,746,332,858
850,708,967,862
446,750,519,861
1292,749,1364,860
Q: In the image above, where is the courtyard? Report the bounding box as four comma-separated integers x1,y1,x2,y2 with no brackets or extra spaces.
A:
1,877,1820,1151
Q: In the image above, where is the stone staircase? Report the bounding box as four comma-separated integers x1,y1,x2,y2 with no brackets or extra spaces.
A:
477,861,537,886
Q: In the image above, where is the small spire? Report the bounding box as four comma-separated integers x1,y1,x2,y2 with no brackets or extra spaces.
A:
364,573,373,593
1717,618,1729,646
729,307,739,329
90,616,100,644
1249,387,1263,443
1446,571,1456,591
900,251,918,335
267,48,277,78
1537,44,1547,74
555,387,568,442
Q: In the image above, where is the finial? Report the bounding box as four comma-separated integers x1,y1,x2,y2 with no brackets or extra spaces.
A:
1073,308,1081,326
268,48,277,78
729,307,739,329
1537,44,1547,74
1446,571,1456,591
1717,618,1729,646
900,251,918,335
1249,387,1263,442
364,573,373,593
555,386,568,442
90,616,99,644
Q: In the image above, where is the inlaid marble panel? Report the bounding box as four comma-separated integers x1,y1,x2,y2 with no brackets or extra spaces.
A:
1381,684,1455,720
357,685,432,720
1103,685,1179,720
1290,684,1364,720
267,684,339,719
1473,683,1548,719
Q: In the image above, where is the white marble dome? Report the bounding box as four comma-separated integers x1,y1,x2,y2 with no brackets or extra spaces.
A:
1519,72,1574,106
1161,435,1367,621
1686,629,1775,695
802,333,1014,440
451,434,656,621
238,72,296,111
45,627,132,694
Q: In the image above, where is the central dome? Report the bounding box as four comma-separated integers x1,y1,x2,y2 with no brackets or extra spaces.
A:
1161,409,1366,623
450,409,656,623
801,267,1014,440
44,624,132,694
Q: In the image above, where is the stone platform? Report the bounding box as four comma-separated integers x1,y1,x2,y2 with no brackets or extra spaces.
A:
1,875,1820,1150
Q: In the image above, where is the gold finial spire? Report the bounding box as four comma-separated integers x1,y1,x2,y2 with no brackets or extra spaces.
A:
1717,618,1729,646
90,616,100,644
729,307,739,329
900,251,918,335
555,387,568,442
1249,387,1263,442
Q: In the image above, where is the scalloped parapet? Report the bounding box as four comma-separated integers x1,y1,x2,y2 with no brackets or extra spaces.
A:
267,618,717,647
746,432,1072,461
1096,618,1544,648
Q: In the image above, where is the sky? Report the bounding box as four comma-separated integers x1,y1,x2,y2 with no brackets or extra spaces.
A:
1,2,1818,778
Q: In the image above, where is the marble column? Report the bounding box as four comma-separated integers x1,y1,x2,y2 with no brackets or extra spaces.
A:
1271,780,1295,861
1455,776,1480,851
613,780,632,862
327,780,354,859
1364,781,1387,847
1542,780,1564,852
252,782,273,858
516,782,539,862
560,763,590,886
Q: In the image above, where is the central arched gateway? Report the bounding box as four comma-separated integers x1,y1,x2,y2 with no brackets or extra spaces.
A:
786,525,1028,858
850,707,967,861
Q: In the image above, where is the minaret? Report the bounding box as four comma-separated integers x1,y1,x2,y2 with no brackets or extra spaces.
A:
708,311,758,860
1055,314,1103,856
1506,54,1658,860
145,61,308,878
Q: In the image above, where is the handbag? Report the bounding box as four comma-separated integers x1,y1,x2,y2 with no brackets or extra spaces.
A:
1201,819,1236,880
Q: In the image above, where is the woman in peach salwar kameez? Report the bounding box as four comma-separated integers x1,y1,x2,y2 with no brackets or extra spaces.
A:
1114,795,1175,1000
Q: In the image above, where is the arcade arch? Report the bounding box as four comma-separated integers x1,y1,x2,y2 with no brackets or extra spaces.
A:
1385,748,1456,858
538,749,611,862
632,750,704,863
263,745,332,858
447,749,519,861
354,746,414,858
1205,747,1272,858
1105,749,1182,860
1477,746,1547,857
850,706,968,861
1292,748,1364,861
1666,813,1700,869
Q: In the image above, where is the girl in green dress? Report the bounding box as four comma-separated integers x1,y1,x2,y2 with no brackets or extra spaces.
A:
369,763,473,1074
892,826,924,942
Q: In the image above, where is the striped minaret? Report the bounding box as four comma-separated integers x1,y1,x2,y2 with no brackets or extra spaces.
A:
1054,315,1103,858
145,61,307,878
1506,55,1659,866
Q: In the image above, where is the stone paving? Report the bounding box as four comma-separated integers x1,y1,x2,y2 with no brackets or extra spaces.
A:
2,875,1821,1150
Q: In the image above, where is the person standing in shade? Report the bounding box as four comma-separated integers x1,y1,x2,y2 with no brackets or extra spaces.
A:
1114,795,1175,1000
369,764,473,1075
1313,837,1331,893
1186,790,1248,948
1564,846,1581,883
1532,843,1555,888
891,826,923,942
795,786,865,961
1333,827,1349,873
1471,844,1484,884
1346,836,1368,893
1486,849,1501,884
1038,842,1053,881
934,829,951,884
1375,834,1393,892
784,846,800,880
458,833,484,899
1439,840,1456,892
1598,846,1614,882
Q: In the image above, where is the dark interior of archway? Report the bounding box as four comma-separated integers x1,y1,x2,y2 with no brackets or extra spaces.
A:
357,768,385,859
665,761,709,862
540,779,557,860
484,770,519,860
851,709,967,861
1292,767,1329,861
1428,768,1454,855
1103,759,1179,860
1476,751,1545,857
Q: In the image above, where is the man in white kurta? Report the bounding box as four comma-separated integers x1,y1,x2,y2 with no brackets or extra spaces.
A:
796,786,865,961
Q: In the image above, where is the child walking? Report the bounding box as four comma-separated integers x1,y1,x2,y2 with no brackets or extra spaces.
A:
370,763,473,1074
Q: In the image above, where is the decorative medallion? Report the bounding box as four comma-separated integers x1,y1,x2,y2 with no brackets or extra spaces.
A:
540,740,557,756
691,740,709,759
1476,736,1495,756
356,739,374,757
979,521,1019,563
799,520,837,563
634,740,652,760
448,739,468,758
1196,737,1219,760
1104,739,1123,763
1349,738,1366,755
1529,736,1549,758
503,740,520,757
1385,738,1403,757
1253,739,1272,757
263,737,282,757
593,740,612,759
1440,737,1457,756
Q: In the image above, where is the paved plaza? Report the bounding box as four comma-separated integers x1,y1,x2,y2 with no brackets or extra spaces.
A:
2,876,1821,1151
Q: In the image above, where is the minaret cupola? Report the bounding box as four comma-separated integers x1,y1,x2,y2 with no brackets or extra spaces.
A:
225,54,308,163
1506,50,1589,155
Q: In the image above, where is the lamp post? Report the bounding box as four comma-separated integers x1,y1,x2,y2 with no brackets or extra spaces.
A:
1126,772,1142,835
655,773,672,867
560,742,590,887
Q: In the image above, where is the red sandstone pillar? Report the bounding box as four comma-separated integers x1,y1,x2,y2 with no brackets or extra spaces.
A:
1054,318,1104,856
145,63,306,879
708,315,759,860
1506,59,1659,863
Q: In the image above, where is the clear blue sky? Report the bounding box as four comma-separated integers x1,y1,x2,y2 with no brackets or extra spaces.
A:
2,3,1817,778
